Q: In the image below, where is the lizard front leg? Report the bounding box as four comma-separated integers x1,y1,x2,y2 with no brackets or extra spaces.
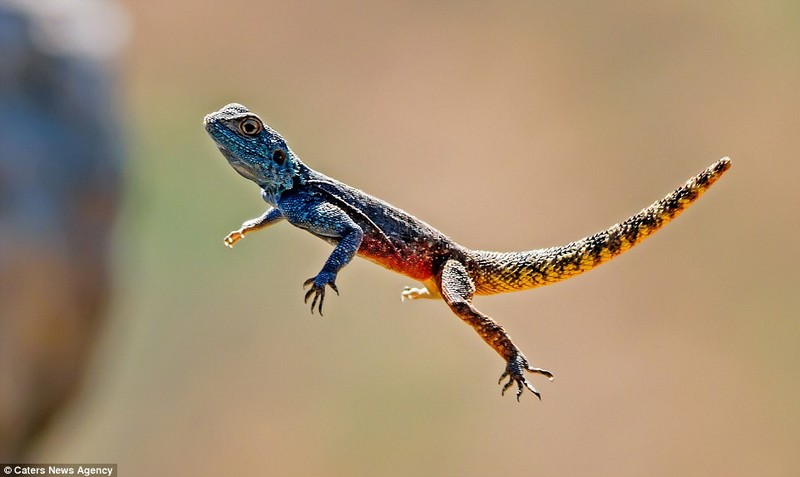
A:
281,196,364,315
224,207,284,247
438,259,553,400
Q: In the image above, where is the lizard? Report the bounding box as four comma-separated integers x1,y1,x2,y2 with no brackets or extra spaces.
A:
204,103,731,400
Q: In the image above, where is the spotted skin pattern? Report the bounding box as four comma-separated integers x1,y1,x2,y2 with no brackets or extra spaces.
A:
204,103,731,400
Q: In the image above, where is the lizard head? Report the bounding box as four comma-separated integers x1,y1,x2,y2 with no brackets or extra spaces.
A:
204,103,299,194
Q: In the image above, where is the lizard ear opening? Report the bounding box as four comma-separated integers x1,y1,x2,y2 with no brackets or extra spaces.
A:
272,149,287,165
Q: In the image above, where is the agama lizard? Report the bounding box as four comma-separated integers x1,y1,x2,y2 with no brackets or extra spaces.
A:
204,103,731,400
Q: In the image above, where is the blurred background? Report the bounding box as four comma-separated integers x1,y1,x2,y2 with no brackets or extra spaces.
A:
1,1,797,475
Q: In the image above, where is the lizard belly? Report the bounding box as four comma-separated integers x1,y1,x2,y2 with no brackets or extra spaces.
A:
356,234,436,281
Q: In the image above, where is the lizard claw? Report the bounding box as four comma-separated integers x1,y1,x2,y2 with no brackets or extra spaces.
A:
303,273,339,316
499,354,554,401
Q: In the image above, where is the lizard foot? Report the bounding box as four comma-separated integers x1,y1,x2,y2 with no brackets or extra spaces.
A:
303,272,339,316
499,354,554,401
224,229,245,248
401,286,430,301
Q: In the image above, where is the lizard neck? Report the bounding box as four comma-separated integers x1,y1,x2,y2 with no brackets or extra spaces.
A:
260,157,313,205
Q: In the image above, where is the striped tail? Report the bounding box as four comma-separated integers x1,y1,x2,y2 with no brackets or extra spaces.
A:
470,157,731,295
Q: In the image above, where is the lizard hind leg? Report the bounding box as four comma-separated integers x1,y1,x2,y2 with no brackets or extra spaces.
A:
401,278,442,301
437,259,553,400
401,286,431,301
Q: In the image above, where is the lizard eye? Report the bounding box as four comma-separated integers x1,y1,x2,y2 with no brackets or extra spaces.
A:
272,149,287,165
238,117,263,136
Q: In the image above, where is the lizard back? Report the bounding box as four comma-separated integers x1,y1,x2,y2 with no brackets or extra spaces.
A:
301,171,462,281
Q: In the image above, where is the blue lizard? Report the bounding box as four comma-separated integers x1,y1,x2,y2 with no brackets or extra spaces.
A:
204,103,731,399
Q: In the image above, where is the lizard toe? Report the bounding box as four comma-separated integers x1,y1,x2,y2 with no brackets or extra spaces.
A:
499,354,552,401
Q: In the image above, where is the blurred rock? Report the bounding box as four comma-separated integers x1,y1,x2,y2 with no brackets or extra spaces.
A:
0,0,128,460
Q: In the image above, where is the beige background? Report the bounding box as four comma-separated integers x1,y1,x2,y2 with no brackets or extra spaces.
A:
35,2,799,476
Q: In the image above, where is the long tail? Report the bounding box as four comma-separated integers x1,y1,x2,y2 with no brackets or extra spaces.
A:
470,157,731,295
